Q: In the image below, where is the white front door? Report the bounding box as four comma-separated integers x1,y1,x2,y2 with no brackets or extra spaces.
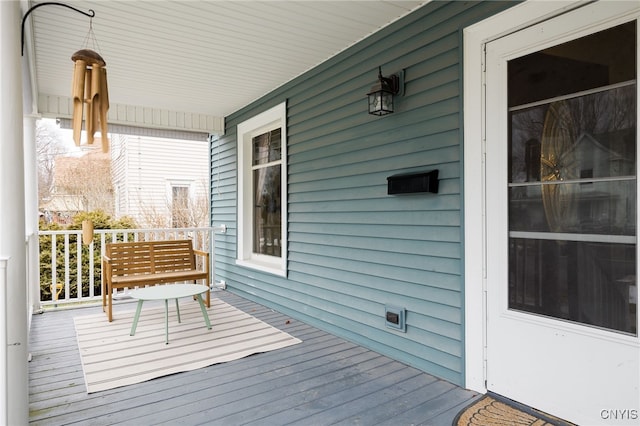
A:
485,3,639,425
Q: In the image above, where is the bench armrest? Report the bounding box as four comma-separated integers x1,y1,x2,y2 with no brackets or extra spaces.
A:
102,255,112,276
193,249,210,275
193,249,209,259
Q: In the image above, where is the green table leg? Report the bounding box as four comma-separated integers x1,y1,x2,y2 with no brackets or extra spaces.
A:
130,300,144,336
175,298,181,323
196,294,212,330
164,299,169,344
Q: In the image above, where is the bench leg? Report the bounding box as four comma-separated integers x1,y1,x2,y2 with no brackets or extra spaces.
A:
108,291,113,322
195,294,212,330
130,300,144,336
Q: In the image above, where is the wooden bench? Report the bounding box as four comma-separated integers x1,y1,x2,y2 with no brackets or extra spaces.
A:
102,239,210,322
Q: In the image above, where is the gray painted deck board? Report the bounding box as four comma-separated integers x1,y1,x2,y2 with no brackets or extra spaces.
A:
29,290,480,425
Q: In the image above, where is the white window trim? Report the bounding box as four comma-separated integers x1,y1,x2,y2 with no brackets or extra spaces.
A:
167,179,194,203
167,179,193,227
236,102,287,276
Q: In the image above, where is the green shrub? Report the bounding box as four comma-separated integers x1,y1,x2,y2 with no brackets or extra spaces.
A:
39,210,137,301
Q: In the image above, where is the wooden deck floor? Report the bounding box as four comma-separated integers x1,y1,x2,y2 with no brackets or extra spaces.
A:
29,290,480,425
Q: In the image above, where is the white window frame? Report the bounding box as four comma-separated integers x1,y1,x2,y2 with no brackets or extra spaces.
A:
167,179,193,228
236,102,287,276
166,179,194,203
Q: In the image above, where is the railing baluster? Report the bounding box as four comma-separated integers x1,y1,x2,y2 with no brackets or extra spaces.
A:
50,235,56,302
88,241,95,298
76,231,82,300
64,233,70,302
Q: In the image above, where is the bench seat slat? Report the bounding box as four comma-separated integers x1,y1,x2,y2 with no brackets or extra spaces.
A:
111,270,208,285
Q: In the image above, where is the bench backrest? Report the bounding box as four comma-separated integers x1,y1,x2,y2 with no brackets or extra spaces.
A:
106,239,196,276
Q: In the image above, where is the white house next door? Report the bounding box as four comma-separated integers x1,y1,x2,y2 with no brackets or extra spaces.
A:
485,3,639,425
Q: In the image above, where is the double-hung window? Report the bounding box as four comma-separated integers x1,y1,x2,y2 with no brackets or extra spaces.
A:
171,185,190,228
237,102,287,275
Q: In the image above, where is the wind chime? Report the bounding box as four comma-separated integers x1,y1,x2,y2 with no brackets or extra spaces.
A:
71,16,109,152
21,3,109,151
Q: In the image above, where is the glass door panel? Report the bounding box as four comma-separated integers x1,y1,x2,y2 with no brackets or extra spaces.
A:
507,21,637,335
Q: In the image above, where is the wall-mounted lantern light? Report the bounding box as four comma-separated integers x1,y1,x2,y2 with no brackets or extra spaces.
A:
367,66,403,116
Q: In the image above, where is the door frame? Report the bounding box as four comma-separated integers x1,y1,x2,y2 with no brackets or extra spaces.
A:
462,0,640,394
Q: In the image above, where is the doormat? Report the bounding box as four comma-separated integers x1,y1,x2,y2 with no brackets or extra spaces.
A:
453,394,575,426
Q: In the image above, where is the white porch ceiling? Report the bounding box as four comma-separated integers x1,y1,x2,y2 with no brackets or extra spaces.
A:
24,0,428,131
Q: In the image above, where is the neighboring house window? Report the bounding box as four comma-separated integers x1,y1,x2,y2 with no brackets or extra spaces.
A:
237,102,287,276
172,185,190,228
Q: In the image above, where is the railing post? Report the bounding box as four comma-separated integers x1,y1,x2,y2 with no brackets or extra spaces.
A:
209,227,215,288
212,225,227,289
27,233,41,315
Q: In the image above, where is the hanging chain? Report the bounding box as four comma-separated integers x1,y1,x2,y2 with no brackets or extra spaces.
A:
80,16,103,54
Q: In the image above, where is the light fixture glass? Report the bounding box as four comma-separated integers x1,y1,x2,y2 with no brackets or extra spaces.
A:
367,66,399,116
368,90,394,116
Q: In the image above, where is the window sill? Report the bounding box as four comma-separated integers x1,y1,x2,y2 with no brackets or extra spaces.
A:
236,258,286,277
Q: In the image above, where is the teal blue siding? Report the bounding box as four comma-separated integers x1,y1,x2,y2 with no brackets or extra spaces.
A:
210,1,515,386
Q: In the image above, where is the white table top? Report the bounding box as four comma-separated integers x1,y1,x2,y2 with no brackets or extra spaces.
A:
128,284,209,301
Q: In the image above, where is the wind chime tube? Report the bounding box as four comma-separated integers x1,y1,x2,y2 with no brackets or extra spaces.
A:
72,59,87,146
88,63,102,145
84,67,92,143
99,67,109,152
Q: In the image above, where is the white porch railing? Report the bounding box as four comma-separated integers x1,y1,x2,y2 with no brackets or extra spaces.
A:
37,226,226,306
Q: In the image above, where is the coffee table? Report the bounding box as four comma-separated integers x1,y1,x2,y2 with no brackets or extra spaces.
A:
128,284,212,344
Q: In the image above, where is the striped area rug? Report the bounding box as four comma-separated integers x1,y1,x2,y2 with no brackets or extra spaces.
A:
74,298,302,393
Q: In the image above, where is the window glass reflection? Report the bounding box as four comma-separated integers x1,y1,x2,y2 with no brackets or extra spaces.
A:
509,180,636,235
510,85,636,184
507,21,637,335
253,165,281,257
253,128,281,166
509,238,636,334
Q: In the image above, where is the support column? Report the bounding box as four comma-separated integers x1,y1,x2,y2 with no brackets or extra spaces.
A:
0,257,9,426
24,115,41,316
0,1,30,425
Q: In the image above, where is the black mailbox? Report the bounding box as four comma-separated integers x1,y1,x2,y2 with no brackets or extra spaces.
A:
387,169,439,195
